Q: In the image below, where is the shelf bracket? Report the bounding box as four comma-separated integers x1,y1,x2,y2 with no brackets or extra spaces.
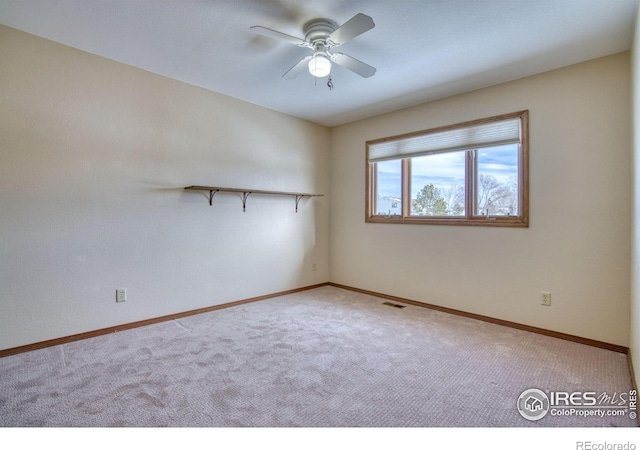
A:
208,189,219,206
241,192,251,212
295,195,306,213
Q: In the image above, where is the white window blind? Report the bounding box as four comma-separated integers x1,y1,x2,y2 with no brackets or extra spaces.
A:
368,117,521,163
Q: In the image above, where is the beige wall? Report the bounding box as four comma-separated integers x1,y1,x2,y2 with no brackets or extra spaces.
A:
330,52,631,347
631,4,640,387
0,23,634,352
0,25,331,350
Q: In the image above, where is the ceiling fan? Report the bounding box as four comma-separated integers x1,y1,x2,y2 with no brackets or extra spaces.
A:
250,13,376,79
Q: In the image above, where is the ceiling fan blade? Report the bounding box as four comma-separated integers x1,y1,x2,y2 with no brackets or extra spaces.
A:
331,53,376,78
250,26,309,47
282,55,313,79
328,13,375,46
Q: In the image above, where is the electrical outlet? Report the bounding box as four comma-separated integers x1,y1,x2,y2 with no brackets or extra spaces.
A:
541,292,551,306
116,289,126,303
312,263,317,272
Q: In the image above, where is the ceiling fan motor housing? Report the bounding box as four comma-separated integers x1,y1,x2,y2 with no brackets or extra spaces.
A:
304,19,338,46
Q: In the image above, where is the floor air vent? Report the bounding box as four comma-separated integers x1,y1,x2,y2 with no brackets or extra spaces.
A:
382,302,406,309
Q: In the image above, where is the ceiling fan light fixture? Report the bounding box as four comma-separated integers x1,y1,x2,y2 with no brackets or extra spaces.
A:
308,54,331,77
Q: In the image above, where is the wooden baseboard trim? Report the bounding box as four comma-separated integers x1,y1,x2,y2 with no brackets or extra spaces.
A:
630,353,638,392
329,282,629,354
0,282,330,359
2,281,628,358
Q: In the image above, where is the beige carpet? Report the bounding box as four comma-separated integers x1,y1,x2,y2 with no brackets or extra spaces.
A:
0,286,635,427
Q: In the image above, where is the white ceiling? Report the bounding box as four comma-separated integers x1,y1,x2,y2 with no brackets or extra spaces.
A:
0,0,637,127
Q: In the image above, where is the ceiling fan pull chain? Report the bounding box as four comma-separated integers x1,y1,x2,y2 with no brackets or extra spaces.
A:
327,76,334,90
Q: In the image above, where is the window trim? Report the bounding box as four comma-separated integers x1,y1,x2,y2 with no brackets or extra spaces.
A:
365,111,529,227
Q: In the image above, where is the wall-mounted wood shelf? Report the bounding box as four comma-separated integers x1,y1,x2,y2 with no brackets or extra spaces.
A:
184,186,323,212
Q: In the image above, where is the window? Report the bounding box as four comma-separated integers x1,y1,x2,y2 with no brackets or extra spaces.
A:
366,111,528,227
